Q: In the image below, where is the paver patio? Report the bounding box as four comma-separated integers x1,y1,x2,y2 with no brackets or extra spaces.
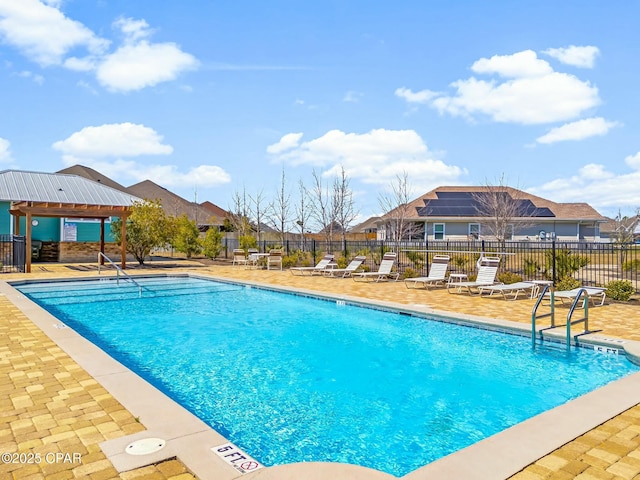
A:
1,260,639,479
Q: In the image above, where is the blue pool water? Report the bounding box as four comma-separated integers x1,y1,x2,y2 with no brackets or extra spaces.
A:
16,276,639,476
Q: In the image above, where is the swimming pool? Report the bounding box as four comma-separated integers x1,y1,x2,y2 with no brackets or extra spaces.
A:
15,275,640,477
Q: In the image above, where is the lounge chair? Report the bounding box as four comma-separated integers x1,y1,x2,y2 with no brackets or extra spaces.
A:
447,256,501,294
322,255,366,278
404,255,450,289
545,287,606,307
267,249,283,270
352,253,399,282
478,281,535,300
232,248,248,267
290,254,335,276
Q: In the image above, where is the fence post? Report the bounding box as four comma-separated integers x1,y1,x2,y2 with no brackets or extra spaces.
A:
312,239,317,264
552,239,557,286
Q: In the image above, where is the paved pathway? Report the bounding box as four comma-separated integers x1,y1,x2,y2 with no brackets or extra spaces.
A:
1,261,639,479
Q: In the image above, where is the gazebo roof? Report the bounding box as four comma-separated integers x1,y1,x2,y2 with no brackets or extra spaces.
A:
0,170,138,206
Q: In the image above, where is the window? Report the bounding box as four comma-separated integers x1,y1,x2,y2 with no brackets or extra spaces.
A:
434,223,444,240
506,224,514,240
468,223,480,240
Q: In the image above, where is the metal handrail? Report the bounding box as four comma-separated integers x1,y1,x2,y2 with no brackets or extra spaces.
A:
531,284,555,348
97,252,142,296
565,288,590,351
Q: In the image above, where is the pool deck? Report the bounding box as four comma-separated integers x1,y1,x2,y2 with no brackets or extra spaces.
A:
1,260,640,480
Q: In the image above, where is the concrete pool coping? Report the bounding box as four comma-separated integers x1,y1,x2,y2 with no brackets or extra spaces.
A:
3,272,640,480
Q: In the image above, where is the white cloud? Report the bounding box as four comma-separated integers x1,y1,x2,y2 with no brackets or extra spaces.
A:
113,17,153,44
543,45,600,68
54,123,231,189
625,152,640,170
536,117,620,144
399,49,600,125
394,87,438,104
96,41,199,92
267,133,303,154
0,0,109,66
267,128,466,189
471,50,552,78
343,90,363,103
52,123,173,157
529,157,640,214
0,2,198,92
0,137,13,163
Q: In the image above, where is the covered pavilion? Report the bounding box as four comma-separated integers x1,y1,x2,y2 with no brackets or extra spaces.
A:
0,170,138,273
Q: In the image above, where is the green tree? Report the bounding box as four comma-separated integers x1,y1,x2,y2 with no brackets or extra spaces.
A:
172,214,202,258
202,228,224,259
111,199,172,265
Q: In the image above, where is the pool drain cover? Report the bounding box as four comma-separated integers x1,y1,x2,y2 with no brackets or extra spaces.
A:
125,438,166,455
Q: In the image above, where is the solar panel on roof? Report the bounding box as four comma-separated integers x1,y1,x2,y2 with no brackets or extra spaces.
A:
418,192,555,218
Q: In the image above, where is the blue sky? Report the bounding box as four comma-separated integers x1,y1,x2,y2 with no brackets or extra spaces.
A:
1,0,639,224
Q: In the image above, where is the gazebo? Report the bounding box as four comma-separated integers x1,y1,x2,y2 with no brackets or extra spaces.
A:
0,170,138,273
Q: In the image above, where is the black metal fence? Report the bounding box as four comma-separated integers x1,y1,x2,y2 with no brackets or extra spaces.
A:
222,238,640,292
0,235,26,273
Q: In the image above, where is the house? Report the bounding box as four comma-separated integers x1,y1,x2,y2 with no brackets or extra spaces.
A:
379,186,608,242
126,180,223,231
0,169,139,269
349,216,381,239
59,165,226,231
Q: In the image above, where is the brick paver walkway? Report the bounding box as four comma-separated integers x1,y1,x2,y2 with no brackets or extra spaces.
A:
1,260,639,479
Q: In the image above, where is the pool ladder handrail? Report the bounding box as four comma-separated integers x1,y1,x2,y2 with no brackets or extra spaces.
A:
532,285,590,352
531,283,555,348
565,288,590,350
97,252,142,297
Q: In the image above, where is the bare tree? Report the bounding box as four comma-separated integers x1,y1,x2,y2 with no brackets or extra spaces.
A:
472,175,536,246
294,178,312,250
309,169,335,245
228,187,252,237
249,189,271,245
611,208,640,267
268,168,292,245
611,208,640,244
332,166,358,244
378,171,419,243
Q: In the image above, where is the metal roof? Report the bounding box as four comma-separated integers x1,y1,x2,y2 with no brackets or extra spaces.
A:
0,170,139,206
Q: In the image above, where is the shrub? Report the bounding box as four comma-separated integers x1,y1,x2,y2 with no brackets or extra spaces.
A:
523,257,541,277
605,280,635,301
622,259,640,272
556,276,580,291
282,255,299,269
334,256,348,269
201,228,223,259
239,235,257,250
406,251,425,269
402,267,418,279
497,271,523,284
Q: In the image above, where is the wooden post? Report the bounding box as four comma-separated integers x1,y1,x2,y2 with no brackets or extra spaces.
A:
120,214,127,269
26,212,32,273
99,218,105,265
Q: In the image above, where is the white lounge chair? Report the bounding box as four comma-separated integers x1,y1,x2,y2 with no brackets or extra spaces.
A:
478,281,535,300
404,255,450,289
322,255,366,278
447,256,501,294
232,248,248,267
545,287,606,307
290,254,335,276
267,249,283,270
352,253,399,282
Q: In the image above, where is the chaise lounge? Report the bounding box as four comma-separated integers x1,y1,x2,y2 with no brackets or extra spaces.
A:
447,256,501,295
404,255,450,289
352,252,399,282
290,254,335,276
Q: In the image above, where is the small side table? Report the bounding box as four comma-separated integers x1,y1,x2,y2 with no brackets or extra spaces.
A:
447,273,468,285
529,280,554,299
